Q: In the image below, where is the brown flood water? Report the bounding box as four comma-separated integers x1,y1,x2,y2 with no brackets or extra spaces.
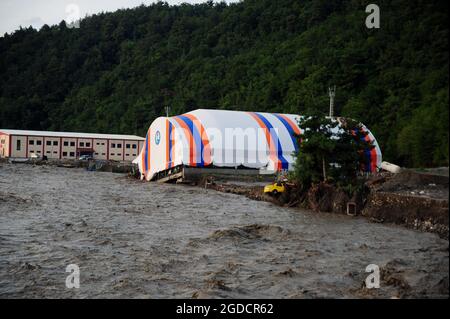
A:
0,164,448,298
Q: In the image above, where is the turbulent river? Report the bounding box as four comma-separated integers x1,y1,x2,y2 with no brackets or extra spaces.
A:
0,164,448,298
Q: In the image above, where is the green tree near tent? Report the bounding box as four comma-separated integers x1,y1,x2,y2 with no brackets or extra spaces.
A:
292,115,374,189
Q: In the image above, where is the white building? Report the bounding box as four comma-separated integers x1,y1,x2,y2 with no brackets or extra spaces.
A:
0,129,145,162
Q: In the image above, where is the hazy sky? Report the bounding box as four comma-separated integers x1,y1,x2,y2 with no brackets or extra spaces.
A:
0,0,239,35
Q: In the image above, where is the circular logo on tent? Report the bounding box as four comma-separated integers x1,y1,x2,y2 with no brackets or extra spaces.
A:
155,130,161,145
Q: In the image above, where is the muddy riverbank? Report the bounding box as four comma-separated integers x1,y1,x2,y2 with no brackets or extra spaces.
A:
362,170,449,239
0,157,135,174
200,170,449,239
0,164,448,298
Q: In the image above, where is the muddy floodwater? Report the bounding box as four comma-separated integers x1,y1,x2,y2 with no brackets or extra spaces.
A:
0,164,448,298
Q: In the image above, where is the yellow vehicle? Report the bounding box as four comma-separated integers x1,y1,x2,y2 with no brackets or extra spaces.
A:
264,182,285,195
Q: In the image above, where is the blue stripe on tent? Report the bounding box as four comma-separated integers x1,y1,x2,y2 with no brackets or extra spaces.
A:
255,113,289,170
354,128,372,172
168,122,173,168
144,133,149,172
273,114,298,152
175,115,204,166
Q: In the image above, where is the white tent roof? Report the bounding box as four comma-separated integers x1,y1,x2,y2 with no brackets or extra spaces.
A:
136,109,382,181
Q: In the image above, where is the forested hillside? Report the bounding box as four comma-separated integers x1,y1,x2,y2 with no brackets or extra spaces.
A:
0,0,448,167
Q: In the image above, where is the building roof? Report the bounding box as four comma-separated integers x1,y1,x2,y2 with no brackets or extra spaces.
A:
0,129,145,141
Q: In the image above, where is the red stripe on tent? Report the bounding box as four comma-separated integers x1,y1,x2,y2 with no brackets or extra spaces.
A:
363,128,378,172
147,129,151,177
368,134,378,172
165,119,170,169
183,113,212,166
247,112,281,170
277,114,301,135
171,123,176,168
141,140,146,178
173,117,196,167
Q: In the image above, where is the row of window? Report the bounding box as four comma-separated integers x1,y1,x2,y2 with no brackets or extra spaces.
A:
108,153,136,157
29,140,58,146
16,139,140,152
30,151,138,157
110,143,138,149
78,142,91,147
29,140,75,146
62,152,76,157
29,140,89,147
30,150,59,155
63,141,76,147
29,140,138,148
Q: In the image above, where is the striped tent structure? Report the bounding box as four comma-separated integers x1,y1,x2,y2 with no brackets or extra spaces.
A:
134,109,382,181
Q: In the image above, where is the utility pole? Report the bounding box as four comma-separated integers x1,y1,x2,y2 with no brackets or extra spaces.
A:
329,86,336,118
165,106,170,117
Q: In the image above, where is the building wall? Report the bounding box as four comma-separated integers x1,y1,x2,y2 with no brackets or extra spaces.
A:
61,138,77,159
28,136,44,157
11,135,27,158
3,134,143,161
93,139,108,160
108,140,125,161
43,137,61,159
0,133,9,158
123,140,140,161
77,138,94,150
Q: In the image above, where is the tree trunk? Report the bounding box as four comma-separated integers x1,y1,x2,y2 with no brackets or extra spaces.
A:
322,156,327,181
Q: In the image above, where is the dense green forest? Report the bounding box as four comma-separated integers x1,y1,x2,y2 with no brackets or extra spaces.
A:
0,0,448,167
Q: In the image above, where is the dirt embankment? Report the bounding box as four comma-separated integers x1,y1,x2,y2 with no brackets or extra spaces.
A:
198,170,449,239
363,170,449,239
205,182,266,201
